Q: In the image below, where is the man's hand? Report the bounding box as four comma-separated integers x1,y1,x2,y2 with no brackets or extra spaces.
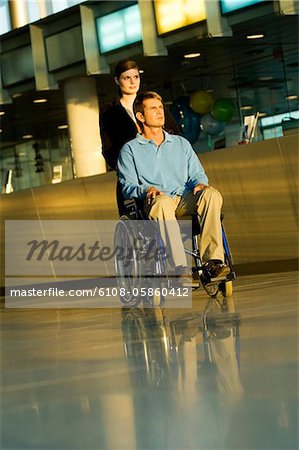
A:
146,186,164,204
193,183,208,195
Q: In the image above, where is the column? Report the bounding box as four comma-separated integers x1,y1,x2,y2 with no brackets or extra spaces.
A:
277,0,298,14
80,4,109,75
0,75,12,105
138,0,167,56
64,77,106,177
204,0,232,37
101,394,137,449
9,0,29,29
37,0,52,19
30,24,58,91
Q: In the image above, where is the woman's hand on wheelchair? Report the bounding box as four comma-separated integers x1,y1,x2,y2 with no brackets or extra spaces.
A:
193,183,208,195
146,186,164,204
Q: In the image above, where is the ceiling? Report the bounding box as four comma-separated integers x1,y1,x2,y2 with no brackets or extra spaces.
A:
0,13,298,150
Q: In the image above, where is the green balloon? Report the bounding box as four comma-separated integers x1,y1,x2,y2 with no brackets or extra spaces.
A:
190,90,213,115
211,98,235,122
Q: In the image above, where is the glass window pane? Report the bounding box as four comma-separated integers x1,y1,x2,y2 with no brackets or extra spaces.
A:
68,0,83,6
51,0,69,14
28,0,41,22
220,0,266,15
0,0,11,35
96,5,142,53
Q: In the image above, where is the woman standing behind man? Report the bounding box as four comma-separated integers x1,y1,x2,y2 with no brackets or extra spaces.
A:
100,60,180,214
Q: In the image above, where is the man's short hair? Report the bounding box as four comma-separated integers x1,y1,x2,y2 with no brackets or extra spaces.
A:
133,91,163,131
133,91,163,116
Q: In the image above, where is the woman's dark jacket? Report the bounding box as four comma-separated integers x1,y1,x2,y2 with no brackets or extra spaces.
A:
101,100,180,170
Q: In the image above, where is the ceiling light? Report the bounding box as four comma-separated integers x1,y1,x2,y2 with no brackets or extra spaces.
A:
58,124,68,129
22,134,33,139
139,69,144,74
184,53,201,59
258,77,274,81
240,106,253,111
286,95,298,100
33,98,47,103
12,93,23,99
206,89,214,93
0,111,5,116
246,34,264,39
258,112,267,117
0,129,2,133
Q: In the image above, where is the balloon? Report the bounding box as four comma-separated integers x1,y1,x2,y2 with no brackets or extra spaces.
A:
189,90,213,115
200,113,224,136
211,98,235,122
170,96,201,144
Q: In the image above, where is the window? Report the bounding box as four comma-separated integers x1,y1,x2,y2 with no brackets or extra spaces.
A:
96,5,142,54
0,0,11,35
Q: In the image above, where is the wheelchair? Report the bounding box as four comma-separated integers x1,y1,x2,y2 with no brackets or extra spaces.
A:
114,197,236,307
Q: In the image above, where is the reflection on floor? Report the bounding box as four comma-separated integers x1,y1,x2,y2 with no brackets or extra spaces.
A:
1,271,298,450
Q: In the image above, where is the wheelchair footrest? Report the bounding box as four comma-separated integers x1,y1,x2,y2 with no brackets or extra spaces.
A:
204,275,227,284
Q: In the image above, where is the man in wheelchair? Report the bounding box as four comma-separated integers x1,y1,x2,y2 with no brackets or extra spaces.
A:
117,91,230,283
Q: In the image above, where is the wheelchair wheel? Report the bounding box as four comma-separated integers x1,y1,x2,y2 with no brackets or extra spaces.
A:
142,259,166,307
219,280,233,297
114,219,144,307
143,230,167,307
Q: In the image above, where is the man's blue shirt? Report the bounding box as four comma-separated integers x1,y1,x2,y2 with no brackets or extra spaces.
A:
117,131,209,199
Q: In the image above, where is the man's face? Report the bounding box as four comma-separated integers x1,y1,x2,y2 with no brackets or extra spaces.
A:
139,98,165,128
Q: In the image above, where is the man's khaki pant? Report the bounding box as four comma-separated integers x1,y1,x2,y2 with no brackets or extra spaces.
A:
145,187,224,268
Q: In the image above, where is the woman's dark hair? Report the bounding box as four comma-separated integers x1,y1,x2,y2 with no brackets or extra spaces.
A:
114,60,140,79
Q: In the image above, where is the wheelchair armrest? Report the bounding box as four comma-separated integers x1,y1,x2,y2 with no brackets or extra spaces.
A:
123,198,146,219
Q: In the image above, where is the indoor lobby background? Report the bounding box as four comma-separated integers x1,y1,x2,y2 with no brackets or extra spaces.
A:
0,0,298,273
0,2,299,450
0,0,298,191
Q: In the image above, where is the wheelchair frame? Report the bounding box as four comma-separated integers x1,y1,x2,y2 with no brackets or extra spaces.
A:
114,198,236,307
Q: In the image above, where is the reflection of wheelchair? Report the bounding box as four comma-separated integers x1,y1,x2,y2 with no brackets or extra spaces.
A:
114,198,236,307
121,307,178,387
121,296,241,388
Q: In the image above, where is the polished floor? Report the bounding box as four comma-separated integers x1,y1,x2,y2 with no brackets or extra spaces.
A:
1,271,298,450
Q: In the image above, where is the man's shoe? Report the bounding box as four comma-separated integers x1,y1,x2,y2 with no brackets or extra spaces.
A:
203,260,230,280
